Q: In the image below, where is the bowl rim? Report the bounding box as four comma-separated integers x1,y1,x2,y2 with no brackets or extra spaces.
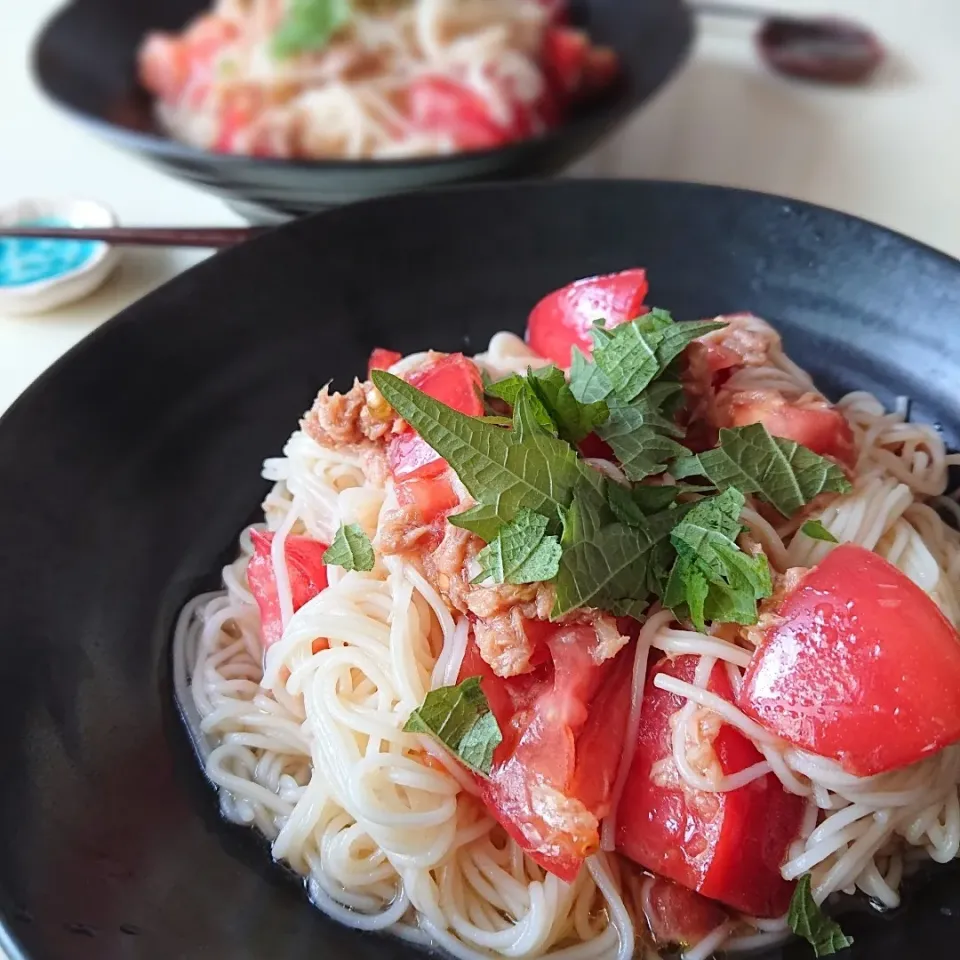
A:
29,0,693,173
2,177,958,437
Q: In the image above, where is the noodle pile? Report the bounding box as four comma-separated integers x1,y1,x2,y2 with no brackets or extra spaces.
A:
172,327,960,959
143,0,567,159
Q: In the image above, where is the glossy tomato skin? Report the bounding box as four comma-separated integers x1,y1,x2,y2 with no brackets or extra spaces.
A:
692,329,856,467
460,625,633,882
138,15,238,106
138,34,192,103
739,544,960,776
727,393,856,468
387,430,449,482
407,76,512,151
214,89,268,153
541,27,620,103
247,530,329,647
409,354,484,417
368,347,403,377
570,645,634,815
387,353,483,482
643,878,729,949
577,432,615,461
396,475,459,526
542,27,589,97
525,269,649,368
616,655,804,917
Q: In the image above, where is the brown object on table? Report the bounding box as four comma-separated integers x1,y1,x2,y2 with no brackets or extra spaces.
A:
757,16,885,84
0,225,269,248
694,3,885,85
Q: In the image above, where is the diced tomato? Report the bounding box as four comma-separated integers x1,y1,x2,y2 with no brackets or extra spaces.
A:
247,530,329,647
577,432,614,461
541,27,618,105
387,430,449,482
738,544,960,776
368,347,403,377
644,878,730,949
687,322,856,467
460,638,515,729
409,354,485,417
525,269,650,368
726,392,856,468
582,46,620,94
213,88,266,152
702,340,743,375
406,68,562,151
407,76,512,151
616,655,804,917
138,34,192,102
504,74,558,138
185,14,239,60
214,102,245,153
396,474,459,525
517,92,560,137
387,353,483,482
569,641,635,816
138,15,237,105
459,625,634,882
542,27,590,97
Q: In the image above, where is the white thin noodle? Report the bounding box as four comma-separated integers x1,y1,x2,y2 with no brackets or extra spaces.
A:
172,326,960,959
474,332,551,380
151,0,553,160
644,323,960,926
173,416,624,957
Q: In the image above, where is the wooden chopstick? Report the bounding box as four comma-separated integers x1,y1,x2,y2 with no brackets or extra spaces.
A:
0,225,270,248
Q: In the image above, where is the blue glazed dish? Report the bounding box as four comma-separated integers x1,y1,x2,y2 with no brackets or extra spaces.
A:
0,200,119,314
0,218,101,288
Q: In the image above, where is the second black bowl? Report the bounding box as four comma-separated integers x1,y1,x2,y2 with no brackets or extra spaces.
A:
32,0,693,222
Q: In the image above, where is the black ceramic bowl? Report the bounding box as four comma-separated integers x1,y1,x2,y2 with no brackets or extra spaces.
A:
2,181,960,960
32,0,692,222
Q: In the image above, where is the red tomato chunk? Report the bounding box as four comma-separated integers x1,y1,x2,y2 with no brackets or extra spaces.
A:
460,624,633,882
726,392,856,469
407,76,520,151
138,15,238,105
247,530,329,648
396,475,459,526
368,347,403,377
541,26,619,102
643,877,730,949
695,326,857,469
387,353,484,482
525,268,649,367
738,544,960,776
616,655,804,917
542,27,591,97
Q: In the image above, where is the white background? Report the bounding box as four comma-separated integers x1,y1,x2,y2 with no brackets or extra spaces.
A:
1,0,958,419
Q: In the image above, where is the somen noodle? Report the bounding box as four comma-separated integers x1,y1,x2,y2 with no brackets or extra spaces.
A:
138,0,619,160
172,272,960,959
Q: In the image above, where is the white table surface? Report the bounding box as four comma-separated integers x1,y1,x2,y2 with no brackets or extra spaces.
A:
2,0,959,418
